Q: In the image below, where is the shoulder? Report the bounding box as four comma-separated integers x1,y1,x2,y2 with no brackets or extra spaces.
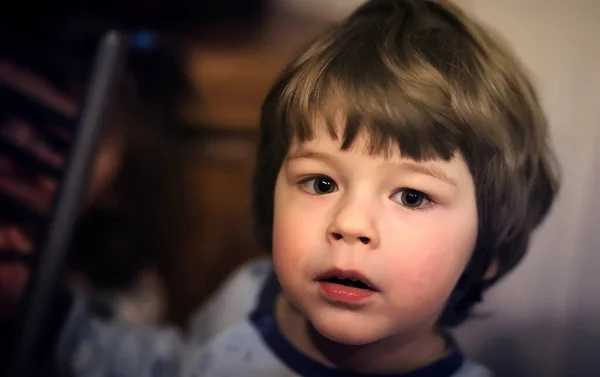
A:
189,258,273,343
185,319,294,377
452,359,494,377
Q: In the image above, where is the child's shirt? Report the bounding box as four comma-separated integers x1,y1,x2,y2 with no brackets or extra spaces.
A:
57,259,493,377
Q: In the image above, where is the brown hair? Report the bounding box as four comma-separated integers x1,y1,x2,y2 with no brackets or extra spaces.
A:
254,0,560,326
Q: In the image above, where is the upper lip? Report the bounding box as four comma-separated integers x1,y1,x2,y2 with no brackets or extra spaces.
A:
316,268,380,291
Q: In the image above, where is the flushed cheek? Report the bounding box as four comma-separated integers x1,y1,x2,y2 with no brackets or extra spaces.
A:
272,223,321,312
272,225,305,268
389,257,461,313
272,212,322,279
381,229,475,311
272,189,329,269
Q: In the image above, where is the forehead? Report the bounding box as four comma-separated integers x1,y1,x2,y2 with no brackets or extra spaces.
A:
282,83,466,166
289,141,475,198
287,112,449,161
288,121,396,160
285,116,474,185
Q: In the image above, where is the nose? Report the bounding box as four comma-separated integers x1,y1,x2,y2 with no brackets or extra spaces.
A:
326,196,379,248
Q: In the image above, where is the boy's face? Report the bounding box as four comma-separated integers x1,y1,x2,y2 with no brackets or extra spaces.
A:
272,122,478,346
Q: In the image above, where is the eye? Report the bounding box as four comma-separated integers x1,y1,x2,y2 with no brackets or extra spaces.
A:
391,189,432,209
300,175,338,195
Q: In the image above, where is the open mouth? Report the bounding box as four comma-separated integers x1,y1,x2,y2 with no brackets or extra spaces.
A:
317,270,379,303
316,268,379,292
322,276,376,291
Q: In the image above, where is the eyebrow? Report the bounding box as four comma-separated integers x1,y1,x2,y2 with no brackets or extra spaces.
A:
398,162,458,188
286,149,458,187
286,150,335,164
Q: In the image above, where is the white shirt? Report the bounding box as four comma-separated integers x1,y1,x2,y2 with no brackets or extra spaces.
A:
58,259,493,377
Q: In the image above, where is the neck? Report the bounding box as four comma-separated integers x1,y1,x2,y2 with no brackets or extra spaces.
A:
275,294,448,374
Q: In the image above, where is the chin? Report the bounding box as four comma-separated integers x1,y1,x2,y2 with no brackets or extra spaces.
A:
308,309,389,346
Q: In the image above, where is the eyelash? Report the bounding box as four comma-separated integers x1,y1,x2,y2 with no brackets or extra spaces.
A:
296,175,436,211
298,175,338,195
390,188,435,211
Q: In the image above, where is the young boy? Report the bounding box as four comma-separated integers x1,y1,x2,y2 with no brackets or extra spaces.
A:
56,0,559,376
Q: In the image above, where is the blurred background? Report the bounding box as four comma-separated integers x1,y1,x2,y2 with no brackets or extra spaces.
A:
0,1,598,376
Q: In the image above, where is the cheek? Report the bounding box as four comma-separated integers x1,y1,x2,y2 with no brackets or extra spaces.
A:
272,174,315,275
272,220,306,268
382,212,478,307
272,171,333,255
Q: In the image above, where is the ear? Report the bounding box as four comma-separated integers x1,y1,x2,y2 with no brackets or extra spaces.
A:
483,258,499,281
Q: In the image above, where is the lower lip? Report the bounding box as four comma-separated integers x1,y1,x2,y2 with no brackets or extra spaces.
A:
318,281,377,303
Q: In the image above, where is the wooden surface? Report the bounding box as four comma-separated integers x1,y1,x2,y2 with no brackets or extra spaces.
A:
181,9,331,130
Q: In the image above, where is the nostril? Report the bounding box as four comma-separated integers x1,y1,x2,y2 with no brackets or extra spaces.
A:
332,233,343,240
359,237,370,244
